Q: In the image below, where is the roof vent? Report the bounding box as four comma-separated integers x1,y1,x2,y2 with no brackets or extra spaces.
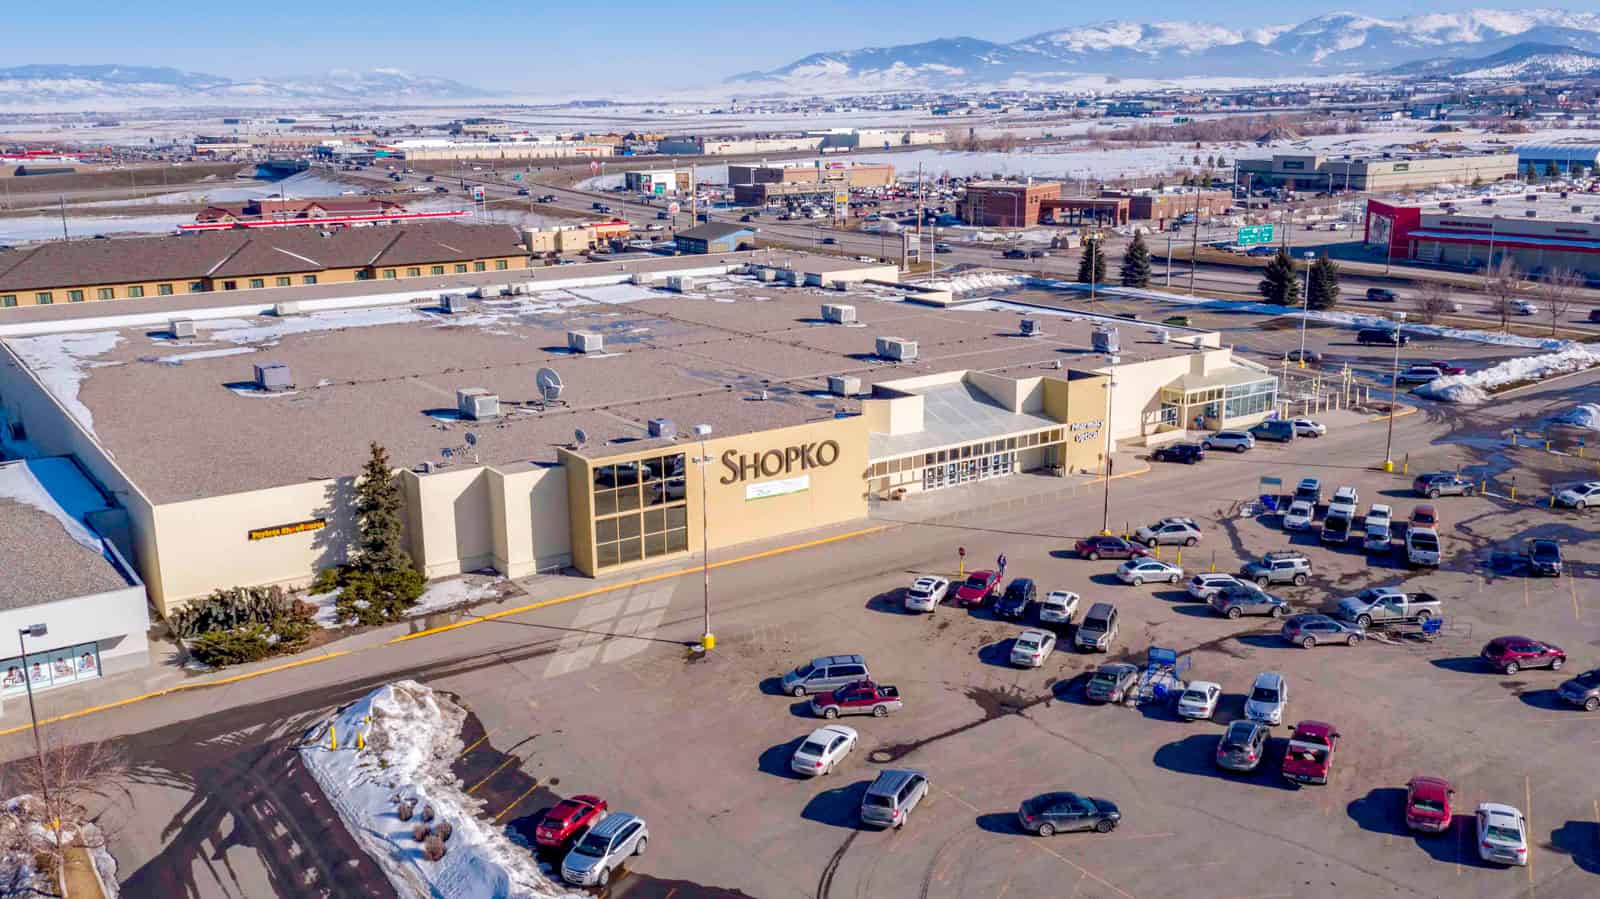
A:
456,388,500,421
631,271,657,286
440,293,470,313
273,301,303,317
169,318,196,339
875,336,918,362
1525,209,1538,218
253,362,294,392
821,303,857,324
1092,327,1121,354
1020,318,1042,336
567,330,604,354
1573,205,1585,214
1482,197,1495,205
1526,193,1539,201
647,418,677,439
828,374,861,397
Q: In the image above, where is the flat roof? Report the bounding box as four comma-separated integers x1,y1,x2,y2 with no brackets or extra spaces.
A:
868,381,1060,459
1,266,1208,504
1403,187,1600,225
0,458,132,608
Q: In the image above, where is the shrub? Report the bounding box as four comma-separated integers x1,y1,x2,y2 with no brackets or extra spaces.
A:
420,804,435,823
180,591,317,667
411,823,428,842
331,568,425,626
434,821,452,842
397,799,415,822
423,835,447,861
170,585,295,638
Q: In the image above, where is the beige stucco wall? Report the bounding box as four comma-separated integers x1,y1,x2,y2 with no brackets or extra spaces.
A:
401,467,496,577
488,464,571,578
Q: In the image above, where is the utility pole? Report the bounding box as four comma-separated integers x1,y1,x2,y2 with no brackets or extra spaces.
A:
58,196,68,241
1297,250,1314,368
1166,229,1174,287
1187,189,1201,295
915,163,925,273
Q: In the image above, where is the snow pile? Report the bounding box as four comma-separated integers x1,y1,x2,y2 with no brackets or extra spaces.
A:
924,272,1025,294
3,331,122,434
1552,403,1600,431
1415,344,1600,403
301,681,579,899
0,797,118,899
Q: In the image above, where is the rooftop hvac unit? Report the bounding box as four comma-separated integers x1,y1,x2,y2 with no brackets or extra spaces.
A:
1561,191,1570,199
647,417,677,439
804,273,824,287
1154,329,1170,344
779,269,801,285
1526,193,1539,201
1092,327,1121,355
631,272,658,285
1019,319,1041,336
875,336,918,362
1525,209,1538,218
273,301,303,317
831,280,849,291
253,362,293,392
456,388,500,421
828,375,861,397
666,275,696,292
169,318,196,339
755,267,777,282
821,303,857,324
441,293,470,313
1574,205,1585,214
567,330,604,354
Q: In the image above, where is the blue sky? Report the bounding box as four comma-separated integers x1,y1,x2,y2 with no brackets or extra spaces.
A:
0,1,1576,90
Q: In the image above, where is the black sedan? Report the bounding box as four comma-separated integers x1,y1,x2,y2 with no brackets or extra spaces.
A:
1017,792,1121,836
1528,539,1563,577
1152,442,1205,464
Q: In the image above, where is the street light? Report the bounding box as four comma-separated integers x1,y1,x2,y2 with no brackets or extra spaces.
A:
1297,250,1315,369
1100,356,1119,535
692,425,714,651
17,624,59,850
1382,313,1405,472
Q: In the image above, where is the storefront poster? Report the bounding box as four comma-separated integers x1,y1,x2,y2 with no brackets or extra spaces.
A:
0,642,101,696
746,474,810,501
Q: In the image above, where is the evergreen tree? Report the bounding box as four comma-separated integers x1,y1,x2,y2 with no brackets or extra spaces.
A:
1545,160,1561,179
1120,232,1152,288
1206,154,1216,168
1077,237,1107,285
1215,154,1227,168
1257,247,1301,306
1524,161,1540,182
353,442,409,575
1307,254,1341,311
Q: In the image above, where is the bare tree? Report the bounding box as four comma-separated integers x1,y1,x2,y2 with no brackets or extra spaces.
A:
0,735,128,887
1414,282,1455,324
1536,267,1582,336
1482,258,1524,334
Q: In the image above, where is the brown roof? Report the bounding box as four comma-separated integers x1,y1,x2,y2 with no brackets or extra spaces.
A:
0,222,528,292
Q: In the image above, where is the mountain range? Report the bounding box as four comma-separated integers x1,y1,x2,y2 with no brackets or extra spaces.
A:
1388,41,1600,78
0,65,493,108
730,8,1600,91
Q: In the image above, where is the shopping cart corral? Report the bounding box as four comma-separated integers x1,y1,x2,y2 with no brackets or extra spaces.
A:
1133,647,1191,706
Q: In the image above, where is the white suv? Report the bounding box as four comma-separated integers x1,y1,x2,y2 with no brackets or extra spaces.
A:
1328,486,1359,518
904,576,950,612
1039,590,1079,625
1202,431,1255,453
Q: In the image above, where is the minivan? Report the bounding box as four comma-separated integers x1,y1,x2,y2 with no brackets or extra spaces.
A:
1249,419,1296,443
860,769,929,829
782,654,869,697
1074,602,1119,652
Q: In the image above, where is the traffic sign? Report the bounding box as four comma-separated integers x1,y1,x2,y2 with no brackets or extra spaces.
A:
668,201,681,215
589,161,600,174
1237,224,1275,246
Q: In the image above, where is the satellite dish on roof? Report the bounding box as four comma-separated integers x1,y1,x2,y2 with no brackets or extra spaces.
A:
536,367,565,402
573,427,589,448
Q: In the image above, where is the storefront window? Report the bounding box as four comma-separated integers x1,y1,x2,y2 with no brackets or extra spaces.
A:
0,642,101,697
1223,379,1278,420
592,452,689,570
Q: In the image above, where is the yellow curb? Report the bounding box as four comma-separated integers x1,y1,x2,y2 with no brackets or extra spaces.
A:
1369,406,1418,423
1105,462,1153,482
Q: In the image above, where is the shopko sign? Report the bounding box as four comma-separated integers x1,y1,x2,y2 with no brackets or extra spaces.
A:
720,440,842,484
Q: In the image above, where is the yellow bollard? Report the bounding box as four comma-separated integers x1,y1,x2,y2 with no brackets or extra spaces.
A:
328,724,337,751
1383,460,1394,473
357,729,366,750
1481,479,1488,494
1545,439,1551,451
1402,460,1409,475
1511,431,1518,447
702,633,716,651
1510,485,1517,500
1153,545,1161,560
1176,549,1183,567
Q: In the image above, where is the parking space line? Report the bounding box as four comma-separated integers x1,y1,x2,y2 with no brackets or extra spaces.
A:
1524,579,1530,609
491,779,541,824
1571,576,1581,621
1525,775,1535,895
467,755,522,794
456,729,496,760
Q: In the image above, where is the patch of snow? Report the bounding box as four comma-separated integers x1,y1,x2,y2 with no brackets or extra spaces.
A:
0,457,109,553
225,385,300,399
924,272,1025,294
562,284,662,305
2,331,123,433
305,588,343,628
1553,403,1600,431
1415,345,1600,403
157,346,261,364
205,305,428,344
301,681,580,899
414,577,503,615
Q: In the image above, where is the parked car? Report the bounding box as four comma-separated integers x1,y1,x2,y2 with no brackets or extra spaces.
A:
1281,721,1340,785
1527,539,1563,577
995,578,1038,619
1187,573,1242,601
1404,777,1454,834
1163,315,1192,327
1554,481,1600,509
1362,521,1393,554
1249,419,1296,443
536,795,609,848
1430,361,1467,375
1290,418,1326,438
1215,719,1270,772
1399,364,1447,384
1282,500,1316,531
953,570,1001,606
1016,793,1121,836
1366,288,1399,302
1011,629,1056,668
1293,478,1323,507
1321,512,1353,545
1038,590,1079,626
1357,328,1408,346
782,654,869,697
1151,442,1205,464
904,576,950,612
1002,248,1029,259
1336,586,1441,627
561,812,648,887
811,681,902,719
1365,504,1393,534
1242,550,1311,587
1481,636,1566,674
1328,486,1359,517
934,242,953,253
1413,472,1475,498
1283,348,1322,364
1409,505,1439,534
1134,517,1202,547
1074,602,1120,652
1558,668,1600,710
1475,803,1529,866
1176,681,1223,720
1282,613,1365,648
1116,558,1183,585
790,724,858,776
860,769,929,829
1202,430,1255,453
1244,671,1288,725
1404,528,1440,567
1510,299,1538,316
1085,662,1140,703
1210,583,1289,619
1075,536,1147,561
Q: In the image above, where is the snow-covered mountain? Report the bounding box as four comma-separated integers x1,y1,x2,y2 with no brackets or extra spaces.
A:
731,8,1600,91
1389,41,1600,78
0,64,493,108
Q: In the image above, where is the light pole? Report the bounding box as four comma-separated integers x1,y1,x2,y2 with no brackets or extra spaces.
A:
18,624,59,849
1100,355,1119,535
1382,314,1404,472
1297,250,1315,368
692,425,714,650
1165,229,1174,287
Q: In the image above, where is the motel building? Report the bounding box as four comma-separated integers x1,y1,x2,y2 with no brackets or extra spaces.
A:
0,251,1277,674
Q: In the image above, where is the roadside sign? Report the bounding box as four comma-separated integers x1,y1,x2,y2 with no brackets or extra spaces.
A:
1237,224,1275,246
668,201,681,215
511,173,522,181
589,161,600,174
1259,476,1283,487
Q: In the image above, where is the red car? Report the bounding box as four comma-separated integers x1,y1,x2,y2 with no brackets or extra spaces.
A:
1481,636,1566,674
534,795,608,848
1281,721,1340,785
1431,361,1466,376
1073,536,1149,561
953,570,1001,607
1404,776,1454,834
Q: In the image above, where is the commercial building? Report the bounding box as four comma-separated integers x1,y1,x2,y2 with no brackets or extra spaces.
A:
1365,192,1600,279
0,223,531,309
816,129,948,150
728,162,895,189
195,196,409,225
674,223,757,254
1125,189,1235,228
392,141,614,161
0,253,1275,621
1040,196,1131,227
1515,144,1600,175
1236,152,1519,193
959,181,1063,228
657,136,825,156
733,182,846,206
624,170,692,196
521,220,631,255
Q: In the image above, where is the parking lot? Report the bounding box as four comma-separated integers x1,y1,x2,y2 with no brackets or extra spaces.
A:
413,384,1600,899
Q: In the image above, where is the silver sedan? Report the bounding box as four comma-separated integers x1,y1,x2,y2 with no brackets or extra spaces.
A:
790,725,859,777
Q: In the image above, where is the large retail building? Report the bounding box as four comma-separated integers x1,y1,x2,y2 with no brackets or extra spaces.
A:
0,250,1277,617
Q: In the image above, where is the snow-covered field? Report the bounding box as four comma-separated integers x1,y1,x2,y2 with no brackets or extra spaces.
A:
1552,402,1600,431
1415,344,1600,403
301,681,580,899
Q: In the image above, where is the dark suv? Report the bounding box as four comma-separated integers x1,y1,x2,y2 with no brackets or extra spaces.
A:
1152,443,1205,464
1528,539,1563,577
995,578,1037,619
1366,288,1399,302
1357,328,1408,347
